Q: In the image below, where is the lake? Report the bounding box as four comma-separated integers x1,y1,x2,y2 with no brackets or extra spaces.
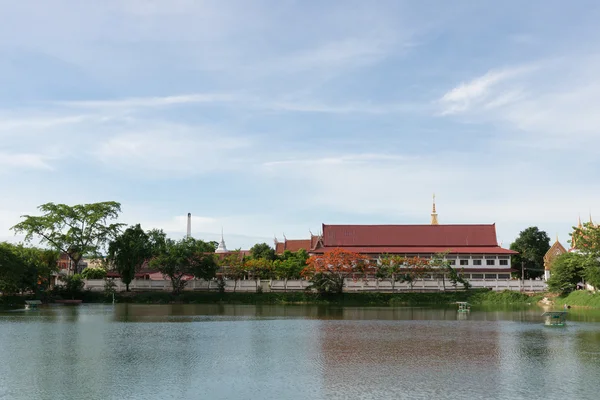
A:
1,304,599,400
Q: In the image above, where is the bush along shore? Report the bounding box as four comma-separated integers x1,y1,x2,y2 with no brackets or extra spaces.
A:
2,289,544,307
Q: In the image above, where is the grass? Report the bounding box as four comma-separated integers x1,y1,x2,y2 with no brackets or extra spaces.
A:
556,290,600,308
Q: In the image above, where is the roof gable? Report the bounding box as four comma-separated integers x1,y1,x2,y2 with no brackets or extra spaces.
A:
322,224,499,247
543,240,567,269
275,239,312,254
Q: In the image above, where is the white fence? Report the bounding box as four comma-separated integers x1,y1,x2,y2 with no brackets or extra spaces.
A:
84,278,547,293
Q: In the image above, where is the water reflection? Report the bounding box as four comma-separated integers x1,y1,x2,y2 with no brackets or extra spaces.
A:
1,304,600,400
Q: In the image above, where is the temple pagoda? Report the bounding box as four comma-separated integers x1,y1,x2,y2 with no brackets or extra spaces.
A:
276,196,518,280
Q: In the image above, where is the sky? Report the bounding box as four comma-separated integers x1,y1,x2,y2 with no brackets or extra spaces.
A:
1,0,599,250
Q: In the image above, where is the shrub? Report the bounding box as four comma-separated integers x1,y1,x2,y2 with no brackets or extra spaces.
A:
56,274,85,299
81,267,107,280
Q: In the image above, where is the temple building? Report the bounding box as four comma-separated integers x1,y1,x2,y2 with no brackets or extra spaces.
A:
543,236,567,281
275,196,519,280
215,228,229,253
544,214,597,284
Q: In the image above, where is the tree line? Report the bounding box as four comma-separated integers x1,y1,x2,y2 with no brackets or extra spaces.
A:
2,200,598,297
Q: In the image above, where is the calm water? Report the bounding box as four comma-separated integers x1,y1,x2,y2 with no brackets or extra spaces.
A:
1,304,599,400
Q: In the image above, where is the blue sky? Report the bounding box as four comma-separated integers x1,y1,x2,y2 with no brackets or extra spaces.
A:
1,0,599,250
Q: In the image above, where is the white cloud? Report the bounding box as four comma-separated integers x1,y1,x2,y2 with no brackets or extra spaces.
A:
57,93,239,110
438,57,600,150
438,66,535,115
0,152,53,171
95,126,252,175
263,153,408,167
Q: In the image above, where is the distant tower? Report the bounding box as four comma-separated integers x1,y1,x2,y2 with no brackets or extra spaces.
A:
186,213,192,238
215,227,228,253
430,193,439,225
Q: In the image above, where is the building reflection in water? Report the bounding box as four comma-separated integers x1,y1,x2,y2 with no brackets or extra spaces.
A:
316,312,502,398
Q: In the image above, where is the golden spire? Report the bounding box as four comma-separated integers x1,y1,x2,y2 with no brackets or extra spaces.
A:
578,215,583,229
431,193,439,225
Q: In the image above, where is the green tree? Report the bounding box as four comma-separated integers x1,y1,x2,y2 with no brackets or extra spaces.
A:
39,249,60,291
0,242,26,294
218,249,246,292
430,253,471,291
273,249,309,285
249,242,276,261
547,252,588,295
150,237,217,294
11,202,124,275
377,254,411,291
0,243,59,295
107,224,152,291
510,227,550,279
147,229,169,254
571,222,600,288
58,274,85,299
81,267,107,280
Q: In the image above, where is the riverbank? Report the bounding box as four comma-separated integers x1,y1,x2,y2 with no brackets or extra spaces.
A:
1,289,544,307
555,290,600,308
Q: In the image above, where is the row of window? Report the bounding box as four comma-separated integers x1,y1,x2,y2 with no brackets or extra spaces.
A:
448,259,509,266
467,273,511,280
419,273,511,280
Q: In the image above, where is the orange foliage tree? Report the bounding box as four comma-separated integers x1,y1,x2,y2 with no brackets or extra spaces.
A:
217,250,245,292
302,248,370,294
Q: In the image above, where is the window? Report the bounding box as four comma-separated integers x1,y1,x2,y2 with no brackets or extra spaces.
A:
497,274,510,279
448,260,456,265
485,274,497,279
499,260,508,266
486,259,495,266
460,259,469,266
471,274,483,279
473,259,482,266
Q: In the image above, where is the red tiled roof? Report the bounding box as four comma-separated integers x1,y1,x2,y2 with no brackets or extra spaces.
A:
322,224,500,247
275,242,284,254
311,246,517,254
214,250,250,260
275,239,312,254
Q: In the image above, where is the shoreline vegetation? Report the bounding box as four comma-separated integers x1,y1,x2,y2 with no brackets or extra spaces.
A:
1,289,551,307
555,290,600,308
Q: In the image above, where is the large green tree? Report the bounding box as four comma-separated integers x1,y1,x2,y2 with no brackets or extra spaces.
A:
249,243,276,261
150,237,217,294
12,245,60,294
11,202,124,275
0,243,59,295
571,222,600,288
510,227,550,279
107,224,153,291
0,242,26,294
273,249,309,282
547,252,589,295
